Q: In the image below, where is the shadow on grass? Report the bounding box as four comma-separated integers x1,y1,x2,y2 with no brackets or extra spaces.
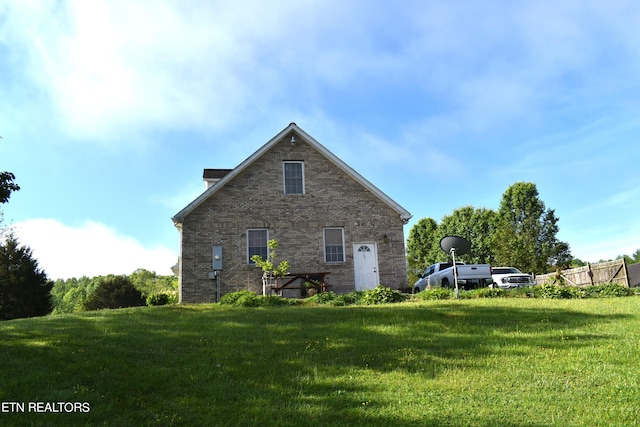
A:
0,301,632,426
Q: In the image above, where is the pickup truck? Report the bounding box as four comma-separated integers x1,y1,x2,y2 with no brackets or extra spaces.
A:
414,262,493,292
491,267,534,289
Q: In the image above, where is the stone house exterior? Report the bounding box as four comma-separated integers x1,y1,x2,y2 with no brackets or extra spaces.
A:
172,123,412,303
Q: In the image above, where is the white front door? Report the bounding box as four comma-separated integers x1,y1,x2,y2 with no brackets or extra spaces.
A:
353,243,379,291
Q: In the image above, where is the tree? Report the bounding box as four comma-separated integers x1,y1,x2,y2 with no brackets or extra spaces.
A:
83,275,146,311
406,209,498,284
0,171,20,205
493,182,571,274
406,217,439,284
50,276,98,314
129,268,178,297
0,233,53,320
251,239,290,278
437,206,498,265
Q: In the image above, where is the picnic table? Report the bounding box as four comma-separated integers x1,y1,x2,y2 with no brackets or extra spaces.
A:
268,272,332,297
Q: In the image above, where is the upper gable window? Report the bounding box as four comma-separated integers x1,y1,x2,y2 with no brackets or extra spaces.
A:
283,161,304,195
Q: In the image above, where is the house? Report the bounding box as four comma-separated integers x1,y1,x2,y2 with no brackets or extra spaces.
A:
172,123,412,303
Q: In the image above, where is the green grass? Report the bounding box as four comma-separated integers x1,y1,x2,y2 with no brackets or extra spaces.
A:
2,298,640,426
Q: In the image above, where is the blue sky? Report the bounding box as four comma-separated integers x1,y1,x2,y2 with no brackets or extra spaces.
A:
1,1,639,279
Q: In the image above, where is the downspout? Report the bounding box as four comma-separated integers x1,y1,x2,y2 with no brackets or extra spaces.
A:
173,221,184,304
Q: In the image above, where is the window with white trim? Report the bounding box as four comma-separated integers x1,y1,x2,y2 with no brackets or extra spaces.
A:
247,229,268,264
324,228,345,263
283,161,304,195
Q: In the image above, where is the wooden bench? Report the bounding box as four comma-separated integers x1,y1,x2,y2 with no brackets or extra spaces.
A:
269,272,332,297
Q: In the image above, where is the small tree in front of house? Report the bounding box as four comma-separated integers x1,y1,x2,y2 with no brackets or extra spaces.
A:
251,239,290,294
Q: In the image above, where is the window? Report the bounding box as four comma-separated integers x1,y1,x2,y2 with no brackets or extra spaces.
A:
324,228,345,263
283,161,304,195
247,229,268,264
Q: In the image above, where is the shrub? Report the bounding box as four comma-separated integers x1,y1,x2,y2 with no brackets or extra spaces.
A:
335,291,364,306
306,291,339,305
219,290,300,307
146,292,178,306
501,286,535,298
584,283,632,298
83,276,146,311
416,288,453,300
361,285,407,305
219,290,260,306
535,283,575,299
305,290,364,306
462,287,505,299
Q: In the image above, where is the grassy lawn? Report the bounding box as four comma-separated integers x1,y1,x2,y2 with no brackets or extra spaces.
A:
1,298,640,426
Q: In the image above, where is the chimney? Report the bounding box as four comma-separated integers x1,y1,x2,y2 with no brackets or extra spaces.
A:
203,169,233,190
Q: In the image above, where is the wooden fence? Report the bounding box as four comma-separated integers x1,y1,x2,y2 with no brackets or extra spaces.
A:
534,258,630,288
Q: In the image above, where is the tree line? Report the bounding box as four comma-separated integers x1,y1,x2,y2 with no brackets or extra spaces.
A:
50,270,178,315
406,182,572,285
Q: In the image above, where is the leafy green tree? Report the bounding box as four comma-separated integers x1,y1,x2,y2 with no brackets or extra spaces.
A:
0,233,53,320
129,268,178,297
83,275,146,311
570,258,587,268
406,217,439,284
437,206,498,265
0,171,20,205
50,276,99,314
620,249,640,265
493,182,571,274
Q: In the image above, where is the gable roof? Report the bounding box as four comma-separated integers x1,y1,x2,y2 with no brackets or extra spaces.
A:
172,123,412,225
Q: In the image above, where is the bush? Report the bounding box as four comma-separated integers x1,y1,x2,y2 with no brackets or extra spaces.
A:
526,283,633,299
146,292,178,306
218,290,299,307
415,288,453,300
584,283,632,298
361,285,407,305
219,290,261,306
83,276,146,311
306,291,339,305
462,287,506,299
534,283,575,299
306,290,365,306
499,286,535,298
335,291,365,306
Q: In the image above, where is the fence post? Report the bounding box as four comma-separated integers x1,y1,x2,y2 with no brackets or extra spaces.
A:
622,258,630,288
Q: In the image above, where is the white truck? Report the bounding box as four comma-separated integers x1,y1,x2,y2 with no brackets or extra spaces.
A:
491,267,534,289
414,262,493,293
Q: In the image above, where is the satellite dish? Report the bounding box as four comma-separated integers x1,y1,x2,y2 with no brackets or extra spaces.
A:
440,236,471,256
440,236,471,299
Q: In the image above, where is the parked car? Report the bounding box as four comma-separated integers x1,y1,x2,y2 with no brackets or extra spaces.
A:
491,267,534,289
414,262,493,292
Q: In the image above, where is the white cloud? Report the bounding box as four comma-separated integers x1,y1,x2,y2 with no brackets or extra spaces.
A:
2,0,349,142
11,219,177,280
